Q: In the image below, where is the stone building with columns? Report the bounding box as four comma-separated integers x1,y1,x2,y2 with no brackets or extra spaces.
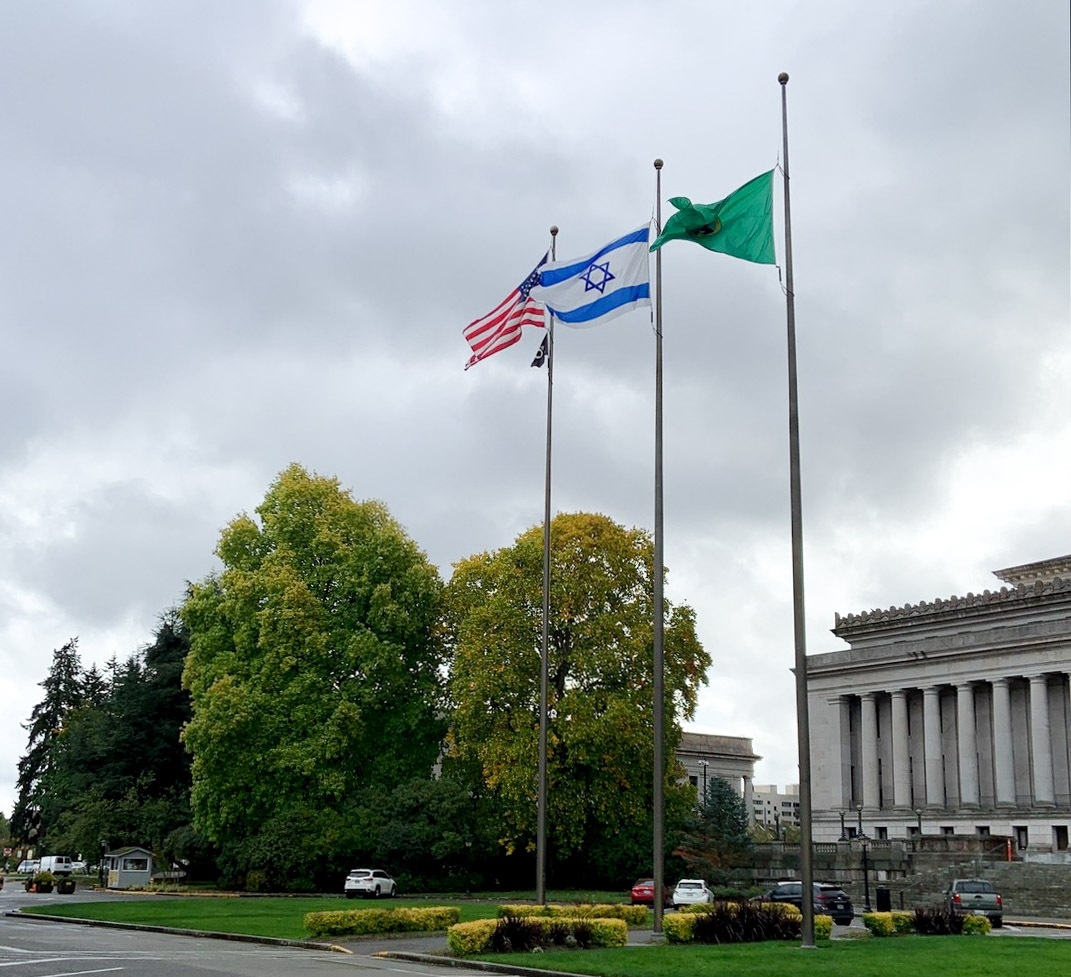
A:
677,731,760,818
808,555,1071,852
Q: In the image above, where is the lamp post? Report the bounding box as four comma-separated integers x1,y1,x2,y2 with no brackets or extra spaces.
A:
774,812,781,842
915,808,923,835
861,835,872,912
856,802,863,839
699,760,708,802
838,811,847,841
98,839,107,888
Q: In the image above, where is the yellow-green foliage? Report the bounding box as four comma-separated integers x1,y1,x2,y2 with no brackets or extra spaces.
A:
814,914,833,939
496,903,647,926
447,919,500,954
663,913,695,943
305,906,459,938
863,911,896,936
892,911,914,934
447,916,628,955
962,913,992,936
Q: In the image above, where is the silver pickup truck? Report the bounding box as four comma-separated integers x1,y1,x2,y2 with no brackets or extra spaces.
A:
945,878,1003,927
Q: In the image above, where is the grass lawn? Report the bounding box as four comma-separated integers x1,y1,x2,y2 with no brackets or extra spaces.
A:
483,936,1070,977
22,896,498,940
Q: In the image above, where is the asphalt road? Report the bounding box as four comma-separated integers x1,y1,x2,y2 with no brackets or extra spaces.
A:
0,885,492,976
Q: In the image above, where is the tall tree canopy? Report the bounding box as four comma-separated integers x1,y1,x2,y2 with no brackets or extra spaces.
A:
444,512,710,886
181,463,444,888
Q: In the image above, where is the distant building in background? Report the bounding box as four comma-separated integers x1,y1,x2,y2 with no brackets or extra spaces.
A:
677,732,761,820
752,783,800,829
808,555,1071,852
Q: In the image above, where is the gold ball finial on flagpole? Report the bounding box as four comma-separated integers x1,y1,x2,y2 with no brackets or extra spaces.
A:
653,158,663,170
778,72,789,85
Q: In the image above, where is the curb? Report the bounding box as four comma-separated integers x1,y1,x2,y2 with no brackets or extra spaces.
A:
1006,919,1071,931
375,951,595,977
4,910,350,953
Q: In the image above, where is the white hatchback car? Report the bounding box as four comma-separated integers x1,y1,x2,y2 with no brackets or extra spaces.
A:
343,867,397,899
672,878,713,907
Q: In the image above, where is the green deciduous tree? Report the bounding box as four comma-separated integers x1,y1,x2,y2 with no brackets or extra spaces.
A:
444,512,710,887
181,463,445,889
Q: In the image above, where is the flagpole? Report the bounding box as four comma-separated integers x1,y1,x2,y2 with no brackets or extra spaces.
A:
778,71,815,949
652,158,665,936
536,224,557,906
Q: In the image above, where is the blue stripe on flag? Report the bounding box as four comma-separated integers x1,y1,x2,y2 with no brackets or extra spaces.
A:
550,284,651,324
539,226,650,287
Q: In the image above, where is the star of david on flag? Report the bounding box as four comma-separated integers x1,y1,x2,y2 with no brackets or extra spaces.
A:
529,225,651,327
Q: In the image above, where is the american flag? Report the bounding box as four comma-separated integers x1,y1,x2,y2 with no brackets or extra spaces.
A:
463,254,547,370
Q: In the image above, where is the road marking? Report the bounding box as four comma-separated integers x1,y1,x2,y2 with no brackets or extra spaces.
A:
37,970,123,977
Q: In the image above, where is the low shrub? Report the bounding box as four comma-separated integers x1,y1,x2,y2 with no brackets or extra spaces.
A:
447,915,628,955
668,901,804,944
913,907,965,935
489,915,544,953
814,914,833,940
961,913,992,936
304,905,460,938
495,903,648,926
863,911,896,937
448,919,498,955
892,911,915,934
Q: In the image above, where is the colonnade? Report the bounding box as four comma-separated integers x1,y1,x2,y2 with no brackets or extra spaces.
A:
846,671,1070,812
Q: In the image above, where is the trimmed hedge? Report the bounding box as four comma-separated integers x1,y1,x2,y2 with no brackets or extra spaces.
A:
496,903,649,926
663,901,824,944
447,915,628,955
863,910,989,937
305,905,459,938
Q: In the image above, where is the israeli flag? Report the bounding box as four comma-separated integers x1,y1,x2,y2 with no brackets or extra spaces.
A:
530,225,651,327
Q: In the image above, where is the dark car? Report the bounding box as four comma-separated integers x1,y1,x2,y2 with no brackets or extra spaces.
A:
752,880,854,925
630,878,673,906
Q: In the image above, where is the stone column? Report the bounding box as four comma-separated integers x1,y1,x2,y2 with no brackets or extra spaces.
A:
956,683,980,808
890,689,911,809
861,693,880,809
991,677,1016,808
923,686,944,809
743,776,755,825
1029,675,1055,807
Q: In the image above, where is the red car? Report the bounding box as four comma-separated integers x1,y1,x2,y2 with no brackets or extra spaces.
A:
630,878,673,906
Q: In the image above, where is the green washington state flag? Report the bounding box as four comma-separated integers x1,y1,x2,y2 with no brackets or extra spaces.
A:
650,169,775,264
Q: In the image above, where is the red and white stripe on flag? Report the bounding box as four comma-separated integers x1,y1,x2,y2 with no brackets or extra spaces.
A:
463,290,545,370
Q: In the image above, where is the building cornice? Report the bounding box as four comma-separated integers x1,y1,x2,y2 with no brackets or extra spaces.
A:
833,575,1071,638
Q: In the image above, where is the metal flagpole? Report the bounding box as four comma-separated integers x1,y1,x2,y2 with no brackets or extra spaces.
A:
778,71,816,949
652,159,665,935
536,224,557,905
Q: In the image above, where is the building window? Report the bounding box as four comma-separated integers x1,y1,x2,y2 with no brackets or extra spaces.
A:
877,827,888,840
122,857,149,871
941,826,954,836
1014,826,1028,850
1055,826,1069,852
976,826,990,837
689,776,698,787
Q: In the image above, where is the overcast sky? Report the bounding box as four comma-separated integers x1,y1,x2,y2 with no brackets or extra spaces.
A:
2,0,1068,818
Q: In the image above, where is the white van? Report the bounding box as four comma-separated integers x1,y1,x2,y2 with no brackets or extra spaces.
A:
38,855,73,876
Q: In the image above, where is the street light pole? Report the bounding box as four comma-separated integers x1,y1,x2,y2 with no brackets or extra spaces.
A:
856,803,863,839
861,837,872,912
699,760,708,802
838,811,846,841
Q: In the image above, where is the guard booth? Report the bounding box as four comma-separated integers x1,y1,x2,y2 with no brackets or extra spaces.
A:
103,847,153,889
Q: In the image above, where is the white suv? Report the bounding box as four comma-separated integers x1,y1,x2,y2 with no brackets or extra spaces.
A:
672,878,713,907
343,868,397,899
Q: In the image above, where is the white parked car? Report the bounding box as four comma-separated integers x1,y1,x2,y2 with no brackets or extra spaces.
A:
343,868,397,899
672,878,713,907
